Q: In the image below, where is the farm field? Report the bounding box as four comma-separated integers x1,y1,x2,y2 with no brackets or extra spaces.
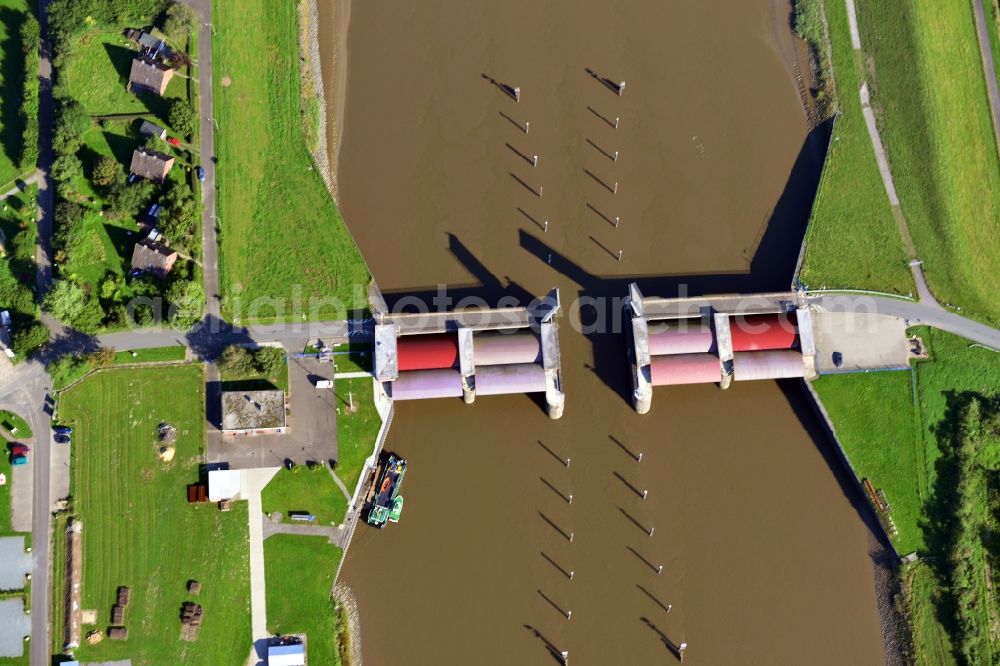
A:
855,0,1000,323
0,0,32,186
60,366,251,665
213,0,370,322
797,0,914,295
264,535,346,666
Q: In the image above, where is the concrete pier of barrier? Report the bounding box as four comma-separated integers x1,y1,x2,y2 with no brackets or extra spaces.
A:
628,283,816,412
371,286,565,418
712,313,734,389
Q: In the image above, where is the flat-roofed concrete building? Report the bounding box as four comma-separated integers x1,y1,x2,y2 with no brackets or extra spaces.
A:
221,390,287,435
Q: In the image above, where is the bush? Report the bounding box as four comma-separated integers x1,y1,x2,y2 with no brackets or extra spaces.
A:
217,344,286,379
53,98,90,156
217,344,255,377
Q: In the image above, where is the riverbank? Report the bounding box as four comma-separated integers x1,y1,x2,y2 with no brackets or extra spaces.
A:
298,0,333,197
316,0,351,203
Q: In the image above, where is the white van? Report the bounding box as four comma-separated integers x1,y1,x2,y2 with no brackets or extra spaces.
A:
314,379,333,389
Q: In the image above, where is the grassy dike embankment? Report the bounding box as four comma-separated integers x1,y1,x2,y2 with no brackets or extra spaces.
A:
213,0,370,323
795,0,1000,662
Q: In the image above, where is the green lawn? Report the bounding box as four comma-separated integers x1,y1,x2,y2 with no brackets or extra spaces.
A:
0,447,16,534
60,28,184,123
262,466,346,526
798,0,914,295
813,371,926,553
334,378,381,512
264,535,345,666
332,345,373,375
113,345,187,364
0,0,31,186
856,0,1000,324
214,0,370,322
60,366,251,665
0,410,31,439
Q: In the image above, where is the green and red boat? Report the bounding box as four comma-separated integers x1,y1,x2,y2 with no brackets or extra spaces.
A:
365,455,406,528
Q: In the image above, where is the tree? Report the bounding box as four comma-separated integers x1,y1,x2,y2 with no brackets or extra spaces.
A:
11,322,49,358
43,280,103,333
159,180,197,246
166,279,204,330
53,98,90,155
108,178,154,216
217,345,255,377
51,153,82,186
43,280,87,324
168,98,194,137
254,347,286,378
161,2,198,43
91,155,123,189
54,201,86,251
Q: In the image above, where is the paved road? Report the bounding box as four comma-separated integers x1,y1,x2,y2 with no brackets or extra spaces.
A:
185,0,221,321
972,0,1000,157
28,1,56,662
811,293,1000,349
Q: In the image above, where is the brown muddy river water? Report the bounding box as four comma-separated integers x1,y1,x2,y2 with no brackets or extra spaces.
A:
325,0,886,663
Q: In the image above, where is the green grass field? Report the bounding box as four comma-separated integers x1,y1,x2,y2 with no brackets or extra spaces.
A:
264,535,344,666
332,345,373,375
814,326,1000,662
798,0,914,295
0,447,16,534
334,378,381,513
214,0,370,322
60,366,252,665
262,466,346,526
856,0,1000,324
60,28,184,123
0,410,31,439
905,561,959,666
813,371,926,553
113,345,187,364
0,0,31,186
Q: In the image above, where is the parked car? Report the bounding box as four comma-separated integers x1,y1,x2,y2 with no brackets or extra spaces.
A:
10,455,27,466
54,433,71,445
0,310,10,329
9,444,29,456
53,425,73,435
196,166,206,182
167,137,181,147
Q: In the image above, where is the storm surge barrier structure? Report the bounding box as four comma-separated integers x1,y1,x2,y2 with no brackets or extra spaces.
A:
627,283,817,413
372,288,565,419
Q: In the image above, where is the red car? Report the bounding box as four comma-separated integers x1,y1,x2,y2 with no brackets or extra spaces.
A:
9,444,29,456
167,137,181,147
